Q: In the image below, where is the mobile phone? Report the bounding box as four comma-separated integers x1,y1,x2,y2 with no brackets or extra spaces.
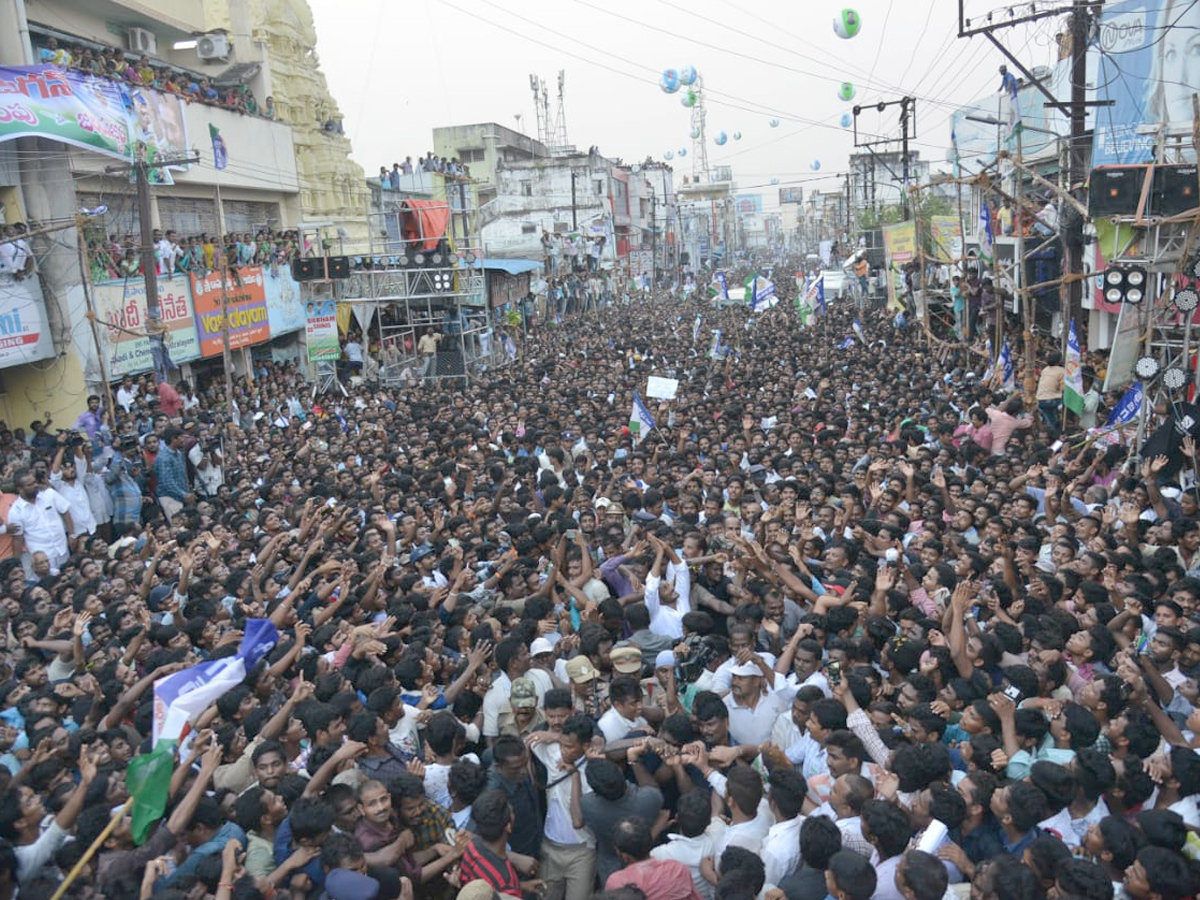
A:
1050,440,1063,452
1002,684,1022,703
827,660,842,686
566,529,578,540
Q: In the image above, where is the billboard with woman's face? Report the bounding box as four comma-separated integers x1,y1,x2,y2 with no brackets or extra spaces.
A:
1094,0,1200,165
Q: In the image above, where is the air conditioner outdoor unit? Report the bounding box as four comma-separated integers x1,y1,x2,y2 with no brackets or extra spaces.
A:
196,33,230,61
126,27,157,55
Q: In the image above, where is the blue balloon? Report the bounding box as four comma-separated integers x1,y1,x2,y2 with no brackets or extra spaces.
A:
664,150,674,160
715,131,728,146
770,177,779,185
840,113,853,128
679,66,698,86
679,148,687,156
769,118,780,128
732,131,742,141
660,69,680,93
810,159,821,170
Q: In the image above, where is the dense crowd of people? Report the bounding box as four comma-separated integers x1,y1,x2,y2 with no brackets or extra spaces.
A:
87,228,309,281
38,38,273,119
0,287,1197,900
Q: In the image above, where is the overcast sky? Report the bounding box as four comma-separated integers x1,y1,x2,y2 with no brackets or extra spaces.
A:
308,0,1062,208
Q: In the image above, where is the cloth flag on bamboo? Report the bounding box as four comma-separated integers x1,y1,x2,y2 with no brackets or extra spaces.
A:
982,337,995,381
1001,69,1022,145
999,339,1015,391
126,619,278,843
745,274,776,312
710,271,730,300
629,392,656,444
1064,318,1085,414
209,124,228,171
852,318,866,345
807,275,826,316
838,336,855,349
979,201,995,265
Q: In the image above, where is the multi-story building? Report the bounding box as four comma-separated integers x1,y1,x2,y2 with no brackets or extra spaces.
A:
432,122,549,208
0,0,354,425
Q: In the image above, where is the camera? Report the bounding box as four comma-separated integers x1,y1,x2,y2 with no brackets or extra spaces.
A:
1002,684,1022,703
676,634,716,685
826,660,842,685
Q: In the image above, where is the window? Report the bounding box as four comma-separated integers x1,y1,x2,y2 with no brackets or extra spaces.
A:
77,192,140,244
223,200,279,234
521,223,537,234
521,181,532,197
594,180,604,196
157,197,218,236
458,148,485,163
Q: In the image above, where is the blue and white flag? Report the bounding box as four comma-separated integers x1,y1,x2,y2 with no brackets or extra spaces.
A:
982,337,995,381
692,314,702,344
153,618,278,744
852,318,866,345
998,339,1015,391
714,271,730,300
629,392,656,444
838,336,855,349
1106,381,1144,428
708,329,726,360
746,275,776,312
503,335,518,359
805,274,826,316
1001,69,1022,145
979,201,995,264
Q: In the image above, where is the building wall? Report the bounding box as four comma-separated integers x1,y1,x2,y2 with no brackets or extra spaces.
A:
433,123,547,206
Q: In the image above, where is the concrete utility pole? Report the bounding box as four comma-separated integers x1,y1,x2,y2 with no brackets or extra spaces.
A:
851,98,916,219
106,149,199,381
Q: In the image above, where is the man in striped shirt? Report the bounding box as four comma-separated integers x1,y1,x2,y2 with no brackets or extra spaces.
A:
459,790,539,899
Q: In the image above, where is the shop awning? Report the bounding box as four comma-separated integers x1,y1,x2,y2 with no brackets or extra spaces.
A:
474,258,544,275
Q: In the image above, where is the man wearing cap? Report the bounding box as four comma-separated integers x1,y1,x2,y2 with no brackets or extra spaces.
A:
564,654,604,717
526,637,560,696
723,652,788,747
484,638,533,746
502,678,545,739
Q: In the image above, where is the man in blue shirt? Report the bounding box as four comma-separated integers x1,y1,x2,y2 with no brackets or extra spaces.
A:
154,427,192,518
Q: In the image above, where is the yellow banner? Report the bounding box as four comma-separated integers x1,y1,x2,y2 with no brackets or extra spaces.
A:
881,222,917,311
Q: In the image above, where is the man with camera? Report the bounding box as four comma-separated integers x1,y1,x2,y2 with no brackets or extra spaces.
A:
48,432,96,540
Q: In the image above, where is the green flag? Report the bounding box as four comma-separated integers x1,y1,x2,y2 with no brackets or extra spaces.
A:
125,740,177,844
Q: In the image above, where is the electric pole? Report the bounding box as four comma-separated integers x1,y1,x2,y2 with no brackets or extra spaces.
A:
851,97,916,219
106,147,199,382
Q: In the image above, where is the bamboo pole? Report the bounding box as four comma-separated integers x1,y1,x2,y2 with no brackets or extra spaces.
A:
49,799,132,900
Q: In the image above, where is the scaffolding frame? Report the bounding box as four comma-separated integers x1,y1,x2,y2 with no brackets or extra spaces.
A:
337,178,511,385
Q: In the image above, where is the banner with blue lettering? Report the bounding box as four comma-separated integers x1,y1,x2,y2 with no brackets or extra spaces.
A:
0,277,55,369
1105,380,1144,427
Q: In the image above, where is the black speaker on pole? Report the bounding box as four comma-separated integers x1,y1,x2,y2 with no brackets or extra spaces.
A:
291,258,322,281
436,349,465,376
1088,166,1147,218
1151,165,1199,216
325,256,351,279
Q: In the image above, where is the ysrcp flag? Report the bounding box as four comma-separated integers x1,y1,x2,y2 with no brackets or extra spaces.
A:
1106,381,1144,427
629,392,656,443
999,339,1015,391
852,318,866,345
745,274,776,312
1064,319,1085,414
805,275,826,316
711,271,730,300
979,201,995,264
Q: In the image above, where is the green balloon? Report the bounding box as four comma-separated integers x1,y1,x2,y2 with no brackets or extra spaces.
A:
839,82,856,102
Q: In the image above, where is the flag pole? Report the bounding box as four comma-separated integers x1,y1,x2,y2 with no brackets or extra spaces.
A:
50,799,132,900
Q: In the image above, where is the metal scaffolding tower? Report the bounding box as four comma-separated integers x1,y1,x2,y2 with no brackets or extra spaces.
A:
691,75,711,184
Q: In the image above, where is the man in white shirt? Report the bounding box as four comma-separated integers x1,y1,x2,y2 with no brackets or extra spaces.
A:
116,376,139,413
711,765,773,860
482,637,532,744
48,438,95,538
527,713,596,900
6,469,73,570
761,767,807,885
723,656,788,746
597,674,650,744
644,534,691,638
650,790,725,900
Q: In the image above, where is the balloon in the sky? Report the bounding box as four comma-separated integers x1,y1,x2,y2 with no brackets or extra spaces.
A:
770,177,780,185
679,147,687,156
769,118,780,128
690,126,701,139
664,150,674,160
679,66,698,86
733,131,742,141
840,113,853,128
839,82,856,101
714,131,728,146
681,89,698,108
810,159,821,170
660,68,680,93
833,9,862,38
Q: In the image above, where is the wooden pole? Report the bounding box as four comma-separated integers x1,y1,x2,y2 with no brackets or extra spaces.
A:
49,799,132,900
75,219,118,422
